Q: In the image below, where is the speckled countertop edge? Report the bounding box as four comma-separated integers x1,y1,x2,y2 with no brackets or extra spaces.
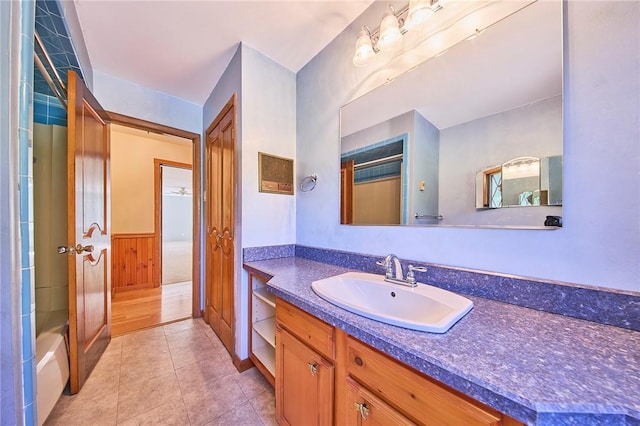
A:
243,257,640,426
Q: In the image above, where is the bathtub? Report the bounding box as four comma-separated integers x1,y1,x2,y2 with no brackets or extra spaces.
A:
36,313,69,425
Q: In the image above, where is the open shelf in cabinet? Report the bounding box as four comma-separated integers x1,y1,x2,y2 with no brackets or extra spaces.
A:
253,317,275,347
247,270,276,386
253,287,276,308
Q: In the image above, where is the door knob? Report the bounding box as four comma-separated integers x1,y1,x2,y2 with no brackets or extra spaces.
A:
75,244,94,254
59,244,93,255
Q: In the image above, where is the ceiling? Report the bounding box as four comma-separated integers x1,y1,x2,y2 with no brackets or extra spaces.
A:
73,0,374,105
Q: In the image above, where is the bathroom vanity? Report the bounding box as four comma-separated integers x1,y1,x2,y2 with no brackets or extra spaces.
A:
244,255,640,425
276,297,522,425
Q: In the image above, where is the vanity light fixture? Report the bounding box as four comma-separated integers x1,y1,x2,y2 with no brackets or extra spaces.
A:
352,0,447,67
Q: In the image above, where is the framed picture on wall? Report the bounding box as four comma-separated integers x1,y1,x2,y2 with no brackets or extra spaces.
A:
258,152,294,195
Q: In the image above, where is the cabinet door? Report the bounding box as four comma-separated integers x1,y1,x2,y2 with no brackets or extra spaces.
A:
345,376,416,426
276,326,334,426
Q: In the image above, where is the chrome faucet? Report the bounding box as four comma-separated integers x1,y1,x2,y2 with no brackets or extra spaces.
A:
376,254,427,288
376,254,403,280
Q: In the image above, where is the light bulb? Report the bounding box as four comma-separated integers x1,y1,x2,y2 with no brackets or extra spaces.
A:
353,27,376,66
377,6,403,52
406,0,434,30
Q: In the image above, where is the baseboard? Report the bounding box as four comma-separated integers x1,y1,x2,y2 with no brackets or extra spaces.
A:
233,354,254,373
112,283,155,293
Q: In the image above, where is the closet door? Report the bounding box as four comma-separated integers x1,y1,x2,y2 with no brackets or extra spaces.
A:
204,95,236,356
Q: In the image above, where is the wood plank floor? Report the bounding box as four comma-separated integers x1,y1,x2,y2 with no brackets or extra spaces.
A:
111,281,192,336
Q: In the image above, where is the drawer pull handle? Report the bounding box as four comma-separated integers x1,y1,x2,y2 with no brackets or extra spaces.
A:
354,402,370,420
354,356,363,366
307,362,318,376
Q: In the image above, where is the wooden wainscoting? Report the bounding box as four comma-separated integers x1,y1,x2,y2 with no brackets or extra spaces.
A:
112,233,158,293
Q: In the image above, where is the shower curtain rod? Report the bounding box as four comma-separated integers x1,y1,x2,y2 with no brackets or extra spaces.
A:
353,153,403,170
34,31,68,109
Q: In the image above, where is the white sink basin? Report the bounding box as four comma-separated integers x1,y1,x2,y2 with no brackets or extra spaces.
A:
311,272,473,333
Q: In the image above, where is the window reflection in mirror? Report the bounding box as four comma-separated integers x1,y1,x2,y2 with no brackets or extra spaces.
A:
339,0,562,228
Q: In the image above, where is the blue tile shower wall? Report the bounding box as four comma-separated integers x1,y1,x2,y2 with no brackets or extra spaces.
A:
19,1,37,424
34,92,66,125
294,245,640,331
34,0,83,97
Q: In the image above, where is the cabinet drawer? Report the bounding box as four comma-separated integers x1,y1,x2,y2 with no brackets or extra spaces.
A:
346,376,416,426
345,337,502,426
276,298,335,360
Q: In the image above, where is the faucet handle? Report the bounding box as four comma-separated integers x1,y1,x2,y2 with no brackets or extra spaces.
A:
408,264,427,273
406,264,427,285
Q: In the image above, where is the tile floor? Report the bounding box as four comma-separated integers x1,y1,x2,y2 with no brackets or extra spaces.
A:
45,318,276,426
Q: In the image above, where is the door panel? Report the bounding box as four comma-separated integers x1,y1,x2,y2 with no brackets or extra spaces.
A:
340,160,354,224
67,70,111,394
205,96,236,356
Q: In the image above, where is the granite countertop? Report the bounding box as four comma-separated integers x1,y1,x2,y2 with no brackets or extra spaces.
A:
243,257,640,426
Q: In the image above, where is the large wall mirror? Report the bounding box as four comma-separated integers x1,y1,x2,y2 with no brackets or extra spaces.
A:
340,0,562,228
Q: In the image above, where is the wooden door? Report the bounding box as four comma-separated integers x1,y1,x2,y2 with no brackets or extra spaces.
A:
276,326,334,426
204,96,236,356
340,160,354,224
66,71,111,394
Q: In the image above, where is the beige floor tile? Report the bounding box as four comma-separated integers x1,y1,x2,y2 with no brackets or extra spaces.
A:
169,345,224,370
117,399,190,426
237,368,273,399
166,327,210,348
91,349,122,377
182,374,248,426
47,319,278,426
81,366,121,398
203,331,229,355
204,404,264,426
118,352,175,388
121,340,171,366
251,389,277,426
121,327,167,349
116,371,182,423
45,391,118,426
163,318,201,335
175,350,238,392
104,336,124,357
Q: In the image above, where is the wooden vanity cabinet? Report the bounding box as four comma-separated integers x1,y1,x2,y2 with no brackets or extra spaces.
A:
342,336,505,426
275,297,524,426
275,298,335,426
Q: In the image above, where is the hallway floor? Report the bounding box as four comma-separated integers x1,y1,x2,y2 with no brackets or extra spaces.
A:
111,281,192,336
45,318,276,426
